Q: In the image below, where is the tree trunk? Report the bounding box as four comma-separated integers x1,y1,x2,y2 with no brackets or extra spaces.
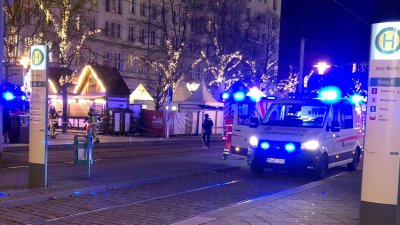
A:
62,83,68,134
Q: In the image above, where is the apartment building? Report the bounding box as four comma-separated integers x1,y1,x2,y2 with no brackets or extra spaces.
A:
8,0,281,93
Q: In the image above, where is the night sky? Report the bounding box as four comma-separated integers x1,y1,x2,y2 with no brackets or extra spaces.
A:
279,0,400,77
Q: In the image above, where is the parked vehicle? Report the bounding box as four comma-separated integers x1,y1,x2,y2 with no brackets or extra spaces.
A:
247,96,365,179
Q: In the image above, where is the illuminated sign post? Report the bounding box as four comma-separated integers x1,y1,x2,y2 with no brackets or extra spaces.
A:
360,22,400,225
28,45,49,188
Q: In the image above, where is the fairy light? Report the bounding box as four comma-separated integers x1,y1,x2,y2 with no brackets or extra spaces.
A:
48,79,58,94
88,65,106,93
192,37,242,88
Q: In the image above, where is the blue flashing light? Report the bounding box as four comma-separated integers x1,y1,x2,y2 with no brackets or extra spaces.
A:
350,94,363,105
2,91,15,101
260,142,270,150
21,95,26,101
247,87,266,102
285,143,296,153
222,92,230,100
233,91,246,102
318,86,341,104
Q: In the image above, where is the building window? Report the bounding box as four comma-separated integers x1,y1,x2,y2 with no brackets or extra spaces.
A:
115,52,122,70
104,21,109,36
273,0,277,11
110,23,115,37
111,0,116,13
160,33,166,46
129,26,135,41
140,28,146,43
246,8,251,21
116,24,121,38
105,0,110,12
140,2,146,17
150,31,155,44
90,18,97,29
103,50,111,66
90,49,98,64
130,56,136,72
130,0,135,14
117,0,122,14
151,5,157,19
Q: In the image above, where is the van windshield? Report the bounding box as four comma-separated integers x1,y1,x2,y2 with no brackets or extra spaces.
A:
261,103,329,128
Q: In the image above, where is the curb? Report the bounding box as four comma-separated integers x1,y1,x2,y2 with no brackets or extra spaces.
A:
4,139,225,152
0,165,242,208
171,172,349,225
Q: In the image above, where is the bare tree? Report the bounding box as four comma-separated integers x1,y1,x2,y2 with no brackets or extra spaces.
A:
4,0,51,64
36,0,100,133
129,0,194,111
191,0,248,88
241,10,280,92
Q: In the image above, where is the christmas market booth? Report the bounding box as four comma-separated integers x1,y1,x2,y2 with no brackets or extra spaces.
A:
49,65,131,134
172,80,224,135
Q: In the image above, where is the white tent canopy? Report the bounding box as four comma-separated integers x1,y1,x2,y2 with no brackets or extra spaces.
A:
173,81,192,101
129,83,154,103
176,79,223,108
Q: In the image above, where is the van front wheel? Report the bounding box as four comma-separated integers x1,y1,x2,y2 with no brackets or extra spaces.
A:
313,154,328,180
347,149,360,171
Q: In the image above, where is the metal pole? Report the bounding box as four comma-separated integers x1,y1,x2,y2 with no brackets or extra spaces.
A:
165,86,171,139
0,0,5,155
146,0,150,80
298,38,305,93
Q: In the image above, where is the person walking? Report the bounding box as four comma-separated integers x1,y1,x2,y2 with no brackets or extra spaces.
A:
202,114,214,149
3,107,10,144
49,105,58,138
85,106,100,143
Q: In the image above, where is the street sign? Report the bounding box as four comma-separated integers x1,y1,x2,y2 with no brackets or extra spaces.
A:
28,45,48,188
360,22,400,225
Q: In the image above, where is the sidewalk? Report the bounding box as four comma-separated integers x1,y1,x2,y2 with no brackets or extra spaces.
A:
3,133,223,151
173,170,361,225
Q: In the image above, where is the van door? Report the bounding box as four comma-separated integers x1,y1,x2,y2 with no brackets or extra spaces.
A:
337,104,358,156
232,102,256,150
325,104,341,159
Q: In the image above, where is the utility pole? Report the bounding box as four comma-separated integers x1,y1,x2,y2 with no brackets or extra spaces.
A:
0,0,5,156
298,38,305,93
146,0,151,80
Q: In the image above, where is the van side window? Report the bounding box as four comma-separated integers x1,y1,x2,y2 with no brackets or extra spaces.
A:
340,105,353,129
238,103,250,126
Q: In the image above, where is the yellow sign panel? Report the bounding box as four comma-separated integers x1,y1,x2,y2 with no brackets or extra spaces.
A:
375,27,400,54
31,49,44,66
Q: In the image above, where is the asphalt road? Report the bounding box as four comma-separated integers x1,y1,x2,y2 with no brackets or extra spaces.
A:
0,143,351,225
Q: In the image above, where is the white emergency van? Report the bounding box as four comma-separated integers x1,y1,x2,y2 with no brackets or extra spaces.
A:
247,98,364,179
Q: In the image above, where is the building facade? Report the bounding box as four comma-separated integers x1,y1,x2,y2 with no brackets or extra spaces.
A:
6,0,281,93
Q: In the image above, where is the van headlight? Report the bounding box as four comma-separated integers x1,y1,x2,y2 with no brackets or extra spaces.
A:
301,140,320,150
249,136,259,147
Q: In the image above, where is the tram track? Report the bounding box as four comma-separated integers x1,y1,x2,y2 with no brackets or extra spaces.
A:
36,168,348,225
0,143,225,170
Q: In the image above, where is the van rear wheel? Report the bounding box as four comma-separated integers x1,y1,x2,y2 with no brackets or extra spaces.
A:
347,149,360,171
251,165,264,175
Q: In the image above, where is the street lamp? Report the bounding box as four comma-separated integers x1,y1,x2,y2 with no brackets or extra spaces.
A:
313,62,331,75
304,62,331,89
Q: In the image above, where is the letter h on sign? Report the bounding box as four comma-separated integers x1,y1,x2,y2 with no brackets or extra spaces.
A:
383,33,395,49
